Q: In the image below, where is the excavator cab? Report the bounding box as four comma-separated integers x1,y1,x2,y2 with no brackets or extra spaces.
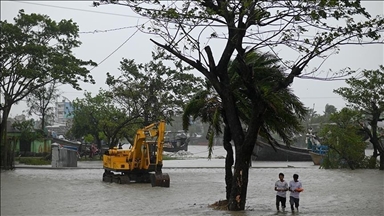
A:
102,121,170,187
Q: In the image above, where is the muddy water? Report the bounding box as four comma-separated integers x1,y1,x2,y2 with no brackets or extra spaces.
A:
2,166,383,216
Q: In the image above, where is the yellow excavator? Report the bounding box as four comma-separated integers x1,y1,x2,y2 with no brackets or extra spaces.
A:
102,120,170,187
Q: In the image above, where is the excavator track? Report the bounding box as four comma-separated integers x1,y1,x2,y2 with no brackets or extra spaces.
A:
102,170,169,187
102,171,130,184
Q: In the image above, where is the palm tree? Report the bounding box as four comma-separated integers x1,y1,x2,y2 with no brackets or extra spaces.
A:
183,50,307,202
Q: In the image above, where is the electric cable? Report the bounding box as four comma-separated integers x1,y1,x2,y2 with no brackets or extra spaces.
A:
79,25,138,34
89,27,140,71
14,1,143,19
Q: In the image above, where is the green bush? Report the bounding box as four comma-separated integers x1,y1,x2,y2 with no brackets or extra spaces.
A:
18,157,51,165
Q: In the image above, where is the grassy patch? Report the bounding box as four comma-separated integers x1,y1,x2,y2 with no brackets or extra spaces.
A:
17,157,51,165
162,155,183,160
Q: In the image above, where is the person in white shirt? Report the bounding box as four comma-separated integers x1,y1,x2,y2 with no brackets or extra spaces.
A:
289,174,303,213
274,173,289,212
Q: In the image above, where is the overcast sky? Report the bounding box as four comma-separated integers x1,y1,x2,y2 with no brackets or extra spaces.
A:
1,0,383,118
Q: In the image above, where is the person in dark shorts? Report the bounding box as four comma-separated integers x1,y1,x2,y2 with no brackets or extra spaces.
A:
274,173,289,212
289,174,303,213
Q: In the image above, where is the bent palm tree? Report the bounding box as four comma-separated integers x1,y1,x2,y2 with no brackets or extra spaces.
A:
183,50,307,202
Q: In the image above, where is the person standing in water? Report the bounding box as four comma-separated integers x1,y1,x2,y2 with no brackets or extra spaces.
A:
289,174,303,213
275,173,289,212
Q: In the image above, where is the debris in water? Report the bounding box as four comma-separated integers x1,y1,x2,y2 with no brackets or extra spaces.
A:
208,200,228,210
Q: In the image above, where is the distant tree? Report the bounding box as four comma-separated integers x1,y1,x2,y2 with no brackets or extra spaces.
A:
324,104,337,117
334,66,384,170
70,91,140,149
106,50,204,126
83,134,95,144
320,108,368,170
25,81,60,131
0,10,96,169
93,0,384,210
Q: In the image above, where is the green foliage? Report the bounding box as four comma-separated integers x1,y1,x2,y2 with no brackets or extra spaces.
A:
18,157,51,165
83,134,94,143
232,51,307,147
12,119,43,143
334,66,384,113
70,90,141,148
334,66,384,169
319,108,367,169
106,50,204,126
324,104,337,117
0,10,96,104
1,10,96,169
183,51,307,158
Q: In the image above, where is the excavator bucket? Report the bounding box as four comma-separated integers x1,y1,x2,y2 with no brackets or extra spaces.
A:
150,172,170,187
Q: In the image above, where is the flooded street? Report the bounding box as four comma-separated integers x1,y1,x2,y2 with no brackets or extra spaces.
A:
1,146,384,216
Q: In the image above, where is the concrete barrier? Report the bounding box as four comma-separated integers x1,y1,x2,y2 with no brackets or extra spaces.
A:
51,143,78,168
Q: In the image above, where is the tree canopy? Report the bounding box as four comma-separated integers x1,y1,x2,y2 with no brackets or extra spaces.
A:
319,108,368,170
70,53,204,148
0,10,96,169
106,50,204,126
70,91,140,149
334,65,384,170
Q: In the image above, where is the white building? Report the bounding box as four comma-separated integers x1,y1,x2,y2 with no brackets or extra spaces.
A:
55,100,74,124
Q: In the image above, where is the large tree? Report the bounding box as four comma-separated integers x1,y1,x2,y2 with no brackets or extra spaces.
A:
94,0,384,210
183,50,307,202
334,66,384,170
0,10,96,169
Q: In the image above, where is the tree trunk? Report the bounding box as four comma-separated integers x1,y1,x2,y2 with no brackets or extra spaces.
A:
1,105,12,170
41,113,45,131
228,150,252,210
223,122,234,201
380,153,384,170
372,145,378,158
95,136,102,150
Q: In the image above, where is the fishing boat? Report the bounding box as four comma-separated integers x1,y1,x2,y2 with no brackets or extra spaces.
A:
252,139,312,161
309,151,324,165
306,128,329,165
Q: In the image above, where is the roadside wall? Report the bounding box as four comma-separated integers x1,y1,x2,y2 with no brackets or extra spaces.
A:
51,144,77,167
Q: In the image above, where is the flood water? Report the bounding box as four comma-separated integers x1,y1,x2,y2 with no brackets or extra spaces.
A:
1,146,384,216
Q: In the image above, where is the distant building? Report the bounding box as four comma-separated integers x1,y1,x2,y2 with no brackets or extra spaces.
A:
55,100,73,124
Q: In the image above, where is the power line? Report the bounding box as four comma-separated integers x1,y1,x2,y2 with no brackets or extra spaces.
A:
79,25,138,34
11,0,149,73
300,96,342,99
89,27,141,71
14,1,144,19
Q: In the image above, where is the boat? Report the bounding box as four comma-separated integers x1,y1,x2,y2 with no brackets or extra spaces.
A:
309,145,329,165
252,139,312,161
163,131,188,152
306,128,329,165
309,151,324,165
